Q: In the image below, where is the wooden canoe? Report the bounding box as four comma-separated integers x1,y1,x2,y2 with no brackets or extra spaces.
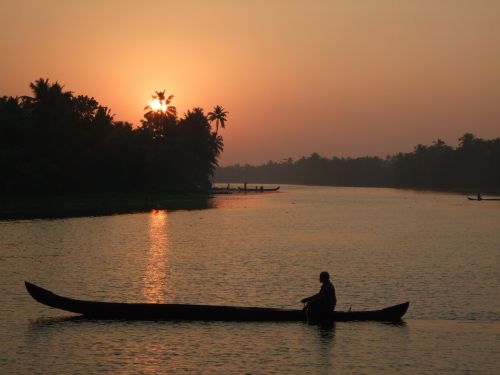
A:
237,186,280,192
25,281,409,322
467,196,500,201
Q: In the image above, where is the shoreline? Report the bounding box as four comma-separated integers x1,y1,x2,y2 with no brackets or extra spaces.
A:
214,181,500,197
0,192,213,220
214,182,500,196
2,185,499,220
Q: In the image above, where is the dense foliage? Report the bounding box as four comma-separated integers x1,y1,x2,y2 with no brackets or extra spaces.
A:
215,135,500,191
0,79,225,193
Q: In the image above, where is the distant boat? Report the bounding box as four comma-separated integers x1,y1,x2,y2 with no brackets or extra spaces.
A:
209,186,240,194
467,197,500,201
209,189,234,195
25,281,408,322
238,186,280,193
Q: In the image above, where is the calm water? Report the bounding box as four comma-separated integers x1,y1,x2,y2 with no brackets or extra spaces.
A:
1,186,499,374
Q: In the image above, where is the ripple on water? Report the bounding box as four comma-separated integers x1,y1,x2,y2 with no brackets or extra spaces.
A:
1,186,499,373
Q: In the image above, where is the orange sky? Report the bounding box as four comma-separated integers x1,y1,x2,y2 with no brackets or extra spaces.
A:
1,0,499,165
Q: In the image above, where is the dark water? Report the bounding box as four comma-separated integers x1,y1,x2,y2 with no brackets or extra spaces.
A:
1,186,499,373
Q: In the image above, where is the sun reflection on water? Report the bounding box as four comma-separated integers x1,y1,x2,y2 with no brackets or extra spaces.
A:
143,209,169,303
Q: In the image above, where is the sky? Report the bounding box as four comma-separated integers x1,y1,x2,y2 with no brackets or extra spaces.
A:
1,0,499,165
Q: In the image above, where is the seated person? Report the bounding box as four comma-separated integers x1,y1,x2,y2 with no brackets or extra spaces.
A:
301,271,336,319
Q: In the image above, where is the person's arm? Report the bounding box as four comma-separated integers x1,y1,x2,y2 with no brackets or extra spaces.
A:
301,292,319,303
302,284,328,303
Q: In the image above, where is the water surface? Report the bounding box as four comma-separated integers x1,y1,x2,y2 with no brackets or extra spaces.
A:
1,186,499,373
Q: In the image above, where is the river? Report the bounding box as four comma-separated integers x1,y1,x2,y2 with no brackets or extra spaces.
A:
1,186,499,373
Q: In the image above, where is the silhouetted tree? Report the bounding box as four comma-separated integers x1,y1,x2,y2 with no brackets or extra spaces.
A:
176,107,224,190
0,80,227,194
207,105,228,135
216,135,500,191
139,90,177,141
136,92,226,191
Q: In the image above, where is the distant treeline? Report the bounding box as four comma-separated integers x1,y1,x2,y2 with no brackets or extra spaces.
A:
1,79,228,194
215,135,500,190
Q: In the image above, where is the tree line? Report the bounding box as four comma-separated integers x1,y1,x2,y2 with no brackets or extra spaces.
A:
0,79,228,194
215,135,500,191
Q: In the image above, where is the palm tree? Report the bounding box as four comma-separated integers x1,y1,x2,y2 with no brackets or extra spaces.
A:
144,90,176,118
28,78,72,104
207,105,228,135
29,78,50,101
25,78,73,126
140,90,177,141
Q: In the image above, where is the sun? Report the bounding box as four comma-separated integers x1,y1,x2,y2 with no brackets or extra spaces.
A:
149,98,167,112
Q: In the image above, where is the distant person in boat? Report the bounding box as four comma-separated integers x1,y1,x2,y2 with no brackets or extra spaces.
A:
301,271,337,317
477,193,482,200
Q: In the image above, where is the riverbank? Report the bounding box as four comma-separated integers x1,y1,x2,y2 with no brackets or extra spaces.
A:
214,181,500,196
0,192,213,220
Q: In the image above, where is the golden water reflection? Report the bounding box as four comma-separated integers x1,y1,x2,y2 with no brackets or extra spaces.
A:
143,209,169,303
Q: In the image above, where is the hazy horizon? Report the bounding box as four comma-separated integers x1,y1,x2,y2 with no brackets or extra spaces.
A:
2,0,499,165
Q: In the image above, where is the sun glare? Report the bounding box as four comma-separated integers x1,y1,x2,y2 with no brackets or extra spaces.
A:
149,99,167,112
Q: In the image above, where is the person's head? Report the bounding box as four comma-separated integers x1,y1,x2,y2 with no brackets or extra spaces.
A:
319,271,330,283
